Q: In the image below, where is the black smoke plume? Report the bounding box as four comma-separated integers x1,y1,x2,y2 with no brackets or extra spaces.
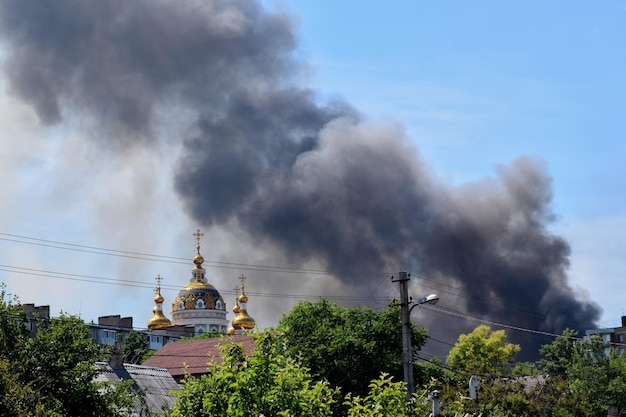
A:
0,0,600,358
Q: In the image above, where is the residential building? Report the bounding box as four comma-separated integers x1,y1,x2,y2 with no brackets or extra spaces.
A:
21,303,50,336
585,316,626,356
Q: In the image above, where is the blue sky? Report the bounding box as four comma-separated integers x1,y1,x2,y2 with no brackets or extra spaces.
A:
0,0,624,348
288,1,626,325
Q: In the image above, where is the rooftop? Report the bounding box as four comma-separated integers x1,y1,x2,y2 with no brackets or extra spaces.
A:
142,334,256,378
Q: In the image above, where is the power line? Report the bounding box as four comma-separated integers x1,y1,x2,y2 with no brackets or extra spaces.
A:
0,232,386,277
0,231,578,326
1,231,610,340
0,264,387,302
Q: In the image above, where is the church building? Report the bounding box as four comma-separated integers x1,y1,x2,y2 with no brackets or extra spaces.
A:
147,230,255,336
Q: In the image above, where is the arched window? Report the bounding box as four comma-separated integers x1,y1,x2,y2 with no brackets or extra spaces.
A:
197,328,204,335
216,300,222,310
178,301,184,311
196,299,205,309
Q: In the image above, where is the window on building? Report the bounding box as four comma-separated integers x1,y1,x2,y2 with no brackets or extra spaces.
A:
178,301,184,311
216,300,222,310
196,299,204,309
603,334,612,342
102,330,117,344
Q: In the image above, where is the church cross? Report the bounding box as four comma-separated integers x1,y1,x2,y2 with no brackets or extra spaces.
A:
193,229,204,253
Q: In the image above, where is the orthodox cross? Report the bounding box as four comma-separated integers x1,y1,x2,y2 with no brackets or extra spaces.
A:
239,274,247,293
193,229,204,253
154,274,163,294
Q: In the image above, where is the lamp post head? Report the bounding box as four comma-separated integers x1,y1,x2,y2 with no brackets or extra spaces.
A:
416,294,439,306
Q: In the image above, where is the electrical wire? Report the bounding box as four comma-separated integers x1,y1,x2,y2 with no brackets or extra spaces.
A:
0,232,387,277
2,231,619,347
0,264,389,302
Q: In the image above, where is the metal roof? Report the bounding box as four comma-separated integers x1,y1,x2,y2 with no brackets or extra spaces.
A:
142,334,256,377
95,362,180,415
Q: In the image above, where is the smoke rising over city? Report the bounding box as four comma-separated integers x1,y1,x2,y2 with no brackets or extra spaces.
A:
0,0,600,356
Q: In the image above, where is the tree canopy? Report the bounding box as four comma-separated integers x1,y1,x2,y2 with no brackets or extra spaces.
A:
169,332,339,417
446,324,521,377
0,285,135,416
122,331,150,364
277,299,429,401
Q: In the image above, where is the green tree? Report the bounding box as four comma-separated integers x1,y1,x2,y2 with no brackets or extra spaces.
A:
463,329,626,417
123,331,149,364
344,374,430,417
277,299,428,402
544,334,626,416
446,325,521,377
538,327,579,375
168,332,339,417
23,313,136,416
0,284,136,416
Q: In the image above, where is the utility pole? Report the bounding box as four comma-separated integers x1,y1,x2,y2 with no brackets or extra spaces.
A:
392,271,414,400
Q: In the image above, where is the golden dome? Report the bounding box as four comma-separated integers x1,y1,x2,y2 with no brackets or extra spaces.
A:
232,310,255,329
173,281,225,312
148,307,172,330
148,275,172,330
193,252,204,266
172,231,226,312
232,285,241,314
193,229,205,266
231,275,255,330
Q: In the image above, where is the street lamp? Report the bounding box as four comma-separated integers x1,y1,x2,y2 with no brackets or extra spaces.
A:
392,271,439,400
412,294,440,311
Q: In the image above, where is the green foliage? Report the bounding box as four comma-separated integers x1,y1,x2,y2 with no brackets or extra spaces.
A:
169,332,339,417
0,284,138,416
446,325,521,377
450,330,626,417
415,356,456,387
277,299,428,402
344,374,430,417
538,327,579,375
123,331,149,364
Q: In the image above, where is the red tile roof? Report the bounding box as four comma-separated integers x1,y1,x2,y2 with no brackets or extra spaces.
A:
143,334,256,377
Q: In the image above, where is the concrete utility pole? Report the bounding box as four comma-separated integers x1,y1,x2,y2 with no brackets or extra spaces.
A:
392,271,440,401
392,271,414,400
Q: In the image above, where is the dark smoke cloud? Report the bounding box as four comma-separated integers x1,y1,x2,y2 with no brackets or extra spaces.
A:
0,0,600,358
0,0,296,143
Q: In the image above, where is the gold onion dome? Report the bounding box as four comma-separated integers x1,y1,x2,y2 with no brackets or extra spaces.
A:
148,276,171,330
148,307,171,330
232,309,255,329
172,230,226,312
232,275,256,330
232,287,241,315
228,286,242,335
193,252,204,266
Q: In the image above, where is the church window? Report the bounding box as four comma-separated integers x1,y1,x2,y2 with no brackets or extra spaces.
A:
178,301,184,311
216,300,222,310
196,299,205,309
